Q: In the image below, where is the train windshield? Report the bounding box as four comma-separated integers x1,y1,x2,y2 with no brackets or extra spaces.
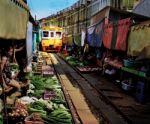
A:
42,31,49,39
50,32,54,38
56,32,62,39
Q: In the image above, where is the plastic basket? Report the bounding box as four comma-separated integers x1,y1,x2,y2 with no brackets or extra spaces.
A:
123,59,134,67
25,116,44,124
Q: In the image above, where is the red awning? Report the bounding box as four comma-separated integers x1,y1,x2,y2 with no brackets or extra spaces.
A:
103,23,113,49
103,18,131,51
115,18,131,51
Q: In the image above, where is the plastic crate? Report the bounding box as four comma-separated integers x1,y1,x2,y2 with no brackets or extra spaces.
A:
135,81,145,103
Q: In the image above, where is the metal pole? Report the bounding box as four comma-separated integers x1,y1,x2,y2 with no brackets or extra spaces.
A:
85,0,88,44
78,3,80,34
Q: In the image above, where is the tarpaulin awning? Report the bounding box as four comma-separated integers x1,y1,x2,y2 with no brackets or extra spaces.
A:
87,26,95,47
103,23,113,49
81,30,86,47
74,34,81,46
87,19,104,47
94,21,104,47
127,21,150,58
103,18,130,51
115,18,131,51
67,35,73,46
0,0,29,40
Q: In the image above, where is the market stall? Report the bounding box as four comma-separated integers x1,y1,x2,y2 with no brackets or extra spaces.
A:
1,52,73,124
0,0,29,40
102,19,150,103
0,1,30,123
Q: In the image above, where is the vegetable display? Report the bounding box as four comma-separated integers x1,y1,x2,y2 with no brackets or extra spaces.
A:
7,103,28,123
42,109,72,124
28,98,72,123
27,73,73,124
2,52,73,124
65,56,90,67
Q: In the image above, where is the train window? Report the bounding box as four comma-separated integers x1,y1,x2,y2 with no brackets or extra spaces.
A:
50,32,54,37
56,32,62,38
43,31,49,37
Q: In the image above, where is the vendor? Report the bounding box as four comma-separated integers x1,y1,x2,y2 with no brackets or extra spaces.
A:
1,47,21,92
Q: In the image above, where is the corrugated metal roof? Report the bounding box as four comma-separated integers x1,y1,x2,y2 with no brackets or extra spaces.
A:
133,0,150,17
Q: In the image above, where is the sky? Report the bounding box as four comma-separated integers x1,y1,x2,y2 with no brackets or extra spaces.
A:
27,0,78,20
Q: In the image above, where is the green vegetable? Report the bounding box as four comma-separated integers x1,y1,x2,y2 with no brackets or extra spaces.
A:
42,114,72,124
10,63,19,71
30,90,44,98
49,109,72,119
51,99,66,104
78,62,84,67
48,116,72,123
28,107,47,116
30,75,60,90
0,115,3,124
68,60,78,66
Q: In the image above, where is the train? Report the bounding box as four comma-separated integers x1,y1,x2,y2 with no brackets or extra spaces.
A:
41,26,63,52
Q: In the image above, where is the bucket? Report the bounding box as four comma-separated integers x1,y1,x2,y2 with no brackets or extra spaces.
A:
121,81,133,91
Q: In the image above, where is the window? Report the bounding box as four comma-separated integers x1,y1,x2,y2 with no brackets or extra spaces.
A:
56,32,62,38
43,31,49,37
50,32,54,37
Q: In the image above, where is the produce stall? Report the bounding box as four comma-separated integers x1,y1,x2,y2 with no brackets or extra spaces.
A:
64,55,102,73
25,75,72,124
28,52,73,124
1,51,73,124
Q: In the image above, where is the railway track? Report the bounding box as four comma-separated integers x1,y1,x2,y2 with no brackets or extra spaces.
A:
54,53,150,124
49,53,99,124
50,53,130,124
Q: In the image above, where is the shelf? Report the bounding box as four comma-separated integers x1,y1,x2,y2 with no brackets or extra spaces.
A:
121,67,146,78
104,60,123,69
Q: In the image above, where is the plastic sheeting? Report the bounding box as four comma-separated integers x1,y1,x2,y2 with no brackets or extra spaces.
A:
74,34,81,46
81,30,86,47
94,21,104,47
127,21,150,58
103,23,113,49
87,26,95,47
0,0,29,39
87,20,104,47
67,35,73,46
103,18,130,51
26,22,33,64
115,18,131,51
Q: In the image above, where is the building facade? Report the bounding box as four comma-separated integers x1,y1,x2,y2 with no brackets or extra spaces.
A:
40,0,141,46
